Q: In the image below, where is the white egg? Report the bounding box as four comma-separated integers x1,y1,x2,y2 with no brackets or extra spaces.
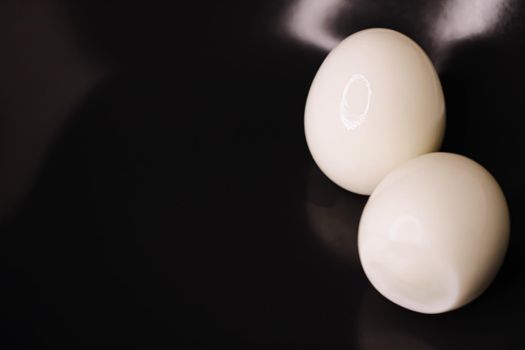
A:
358,153,510,314
305,28,445,195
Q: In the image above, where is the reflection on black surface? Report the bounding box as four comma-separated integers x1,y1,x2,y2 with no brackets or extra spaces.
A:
357,289,436,350
304,166,366,265
356,275,524,349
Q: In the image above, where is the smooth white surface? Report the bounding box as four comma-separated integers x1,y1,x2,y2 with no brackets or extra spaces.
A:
358,153,510,314
305,28,445,195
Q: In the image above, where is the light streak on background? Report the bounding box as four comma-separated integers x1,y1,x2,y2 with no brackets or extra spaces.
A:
286,0,347,51
433,0,513,44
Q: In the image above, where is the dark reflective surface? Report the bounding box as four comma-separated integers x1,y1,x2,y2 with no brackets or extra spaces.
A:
1,0,524,348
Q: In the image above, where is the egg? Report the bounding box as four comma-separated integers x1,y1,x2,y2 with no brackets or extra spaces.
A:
305,28,445,195
358,153,510,314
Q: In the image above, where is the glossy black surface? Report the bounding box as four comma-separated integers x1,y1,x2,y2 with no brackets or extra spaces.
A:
1,0,524,348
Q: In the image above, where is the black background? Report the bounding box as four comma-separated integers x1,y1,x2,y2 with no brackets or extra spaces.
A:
1,0,524,348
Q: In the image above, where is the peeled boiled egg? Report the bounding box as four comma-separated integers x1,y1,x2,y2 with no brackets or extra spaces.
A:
358,153,510,314
305,28,445,195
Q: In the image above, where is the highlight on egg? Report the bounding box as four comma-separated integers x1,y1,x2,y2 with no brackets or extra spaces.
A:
305,28,445,195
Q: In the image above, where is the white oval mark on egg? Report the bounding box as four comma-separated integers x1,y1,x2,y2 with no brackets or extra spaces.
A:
305,28,445,195
340,74,372,130
358,153,510,314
